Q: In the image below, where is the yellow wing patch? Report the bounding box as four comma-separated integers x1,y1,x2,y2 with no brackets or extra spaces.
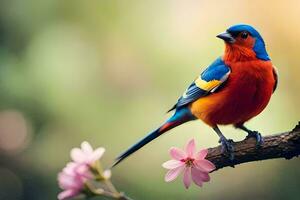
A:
195,78,221,91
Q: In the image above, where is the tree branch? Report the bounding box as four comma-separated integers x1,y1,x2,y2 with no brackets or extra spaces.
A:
207,122,300,171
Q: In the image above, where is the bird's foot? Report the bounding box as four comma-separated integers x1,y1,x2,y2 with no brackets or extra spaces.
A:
245,131,263,147
218,137,235,160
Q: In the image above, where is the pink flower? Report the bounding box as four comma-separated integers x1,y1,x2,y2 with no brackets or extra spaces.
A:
71,141,105,165
162,139,215,189
58,142,110,199
58,162,93,200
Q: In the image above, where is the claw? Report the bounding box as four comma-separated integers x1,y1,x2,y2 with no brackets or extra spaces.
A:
245,131,264,147
219,137,235,160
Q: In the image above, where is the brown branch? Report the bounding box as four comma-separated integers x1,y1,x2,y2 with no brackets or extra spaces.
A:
207,122,300,171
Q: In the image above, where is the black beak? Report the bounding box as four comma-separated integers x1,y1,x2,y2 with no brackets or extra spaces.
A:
216,32,235,43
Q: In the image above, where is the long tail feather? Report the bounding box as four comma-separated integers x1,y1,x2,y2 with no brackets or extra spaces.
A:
112,108,195,167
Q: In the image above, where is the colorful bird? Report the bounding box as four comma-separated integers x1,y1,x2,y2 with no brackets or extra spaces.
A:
113,24,278,166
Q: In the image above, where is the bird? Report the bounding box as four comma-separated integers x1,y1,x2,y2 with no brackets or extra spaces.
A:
113,24,278,167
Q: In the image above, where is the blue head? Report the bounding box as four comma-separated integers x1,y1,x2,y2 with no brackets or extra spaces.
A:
217,24,270,61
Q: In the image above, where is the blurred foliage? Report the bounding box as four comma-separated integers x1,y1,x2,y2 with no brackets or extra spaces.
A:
0,0,299,200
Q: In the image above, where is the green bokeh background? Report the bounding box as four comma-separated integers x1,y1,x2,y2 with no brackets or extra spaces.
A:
0,1,299,200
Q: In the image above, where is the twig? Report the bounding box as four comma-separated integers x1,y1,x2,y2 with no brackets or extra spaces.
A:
118,193,134,200
207,122,300,171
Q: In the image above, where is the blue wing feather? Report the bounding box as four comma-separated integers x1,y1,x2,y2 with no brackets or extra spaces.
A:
168,57,230,112
201,58,230,81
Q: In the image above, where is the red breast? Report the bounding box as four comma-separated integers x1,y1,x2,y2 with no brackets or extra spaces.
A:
190,59,276,127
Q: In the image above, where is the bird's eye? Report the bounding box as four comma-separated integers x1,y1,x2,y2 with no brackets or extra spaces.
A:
241,31,249,39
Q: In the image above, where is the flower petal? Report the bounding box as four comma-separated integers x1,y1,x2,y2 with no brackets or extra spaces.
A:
195,160,216,172
63,162,77,176
169,147,186,160
76,164,93,179
185,139,196,157
195,149,208,160
201,173,210,182
191,167,210,187
183,167,191,189
162,160,184,169
164,166,184,182
58,189,79,200
58,172,82,190
103,169,112,179
70,148,85,163
81,141,93,154
58,173,71,189
90,147,105,162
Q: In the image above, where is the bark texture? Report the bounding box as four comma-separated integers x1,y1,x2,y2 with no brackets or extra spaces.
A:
207,122,300,170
